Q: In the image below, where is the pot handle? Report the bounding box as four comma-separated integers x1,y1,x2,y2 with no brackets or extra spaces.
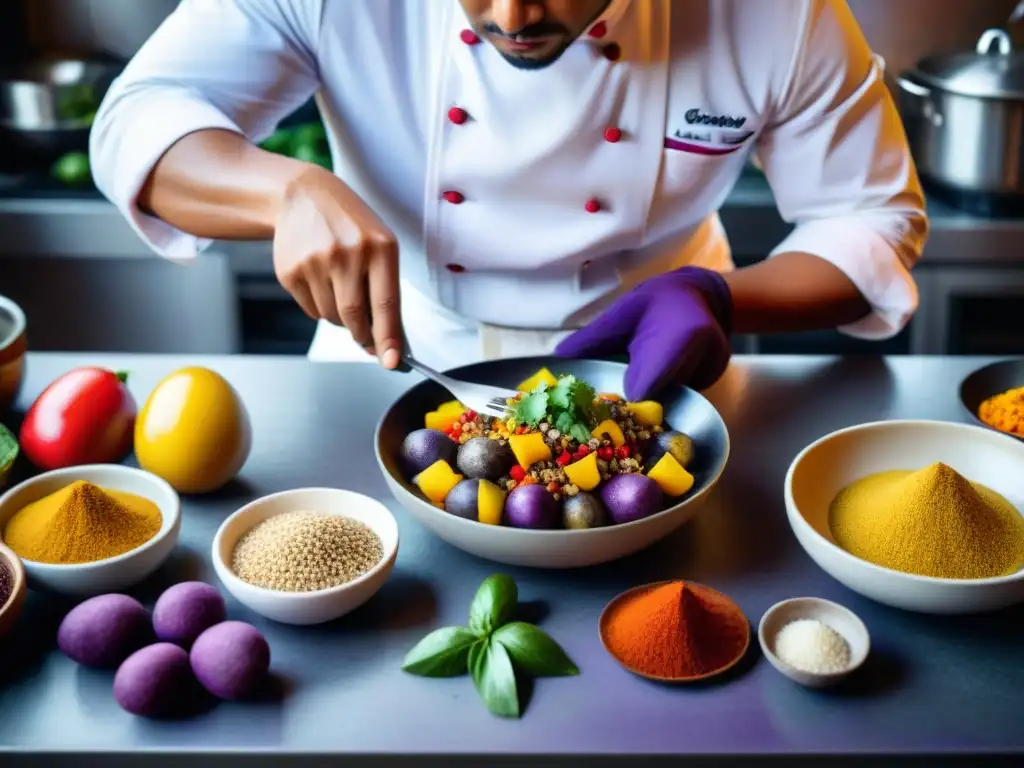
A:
976,28,1012,56
896,74,931,99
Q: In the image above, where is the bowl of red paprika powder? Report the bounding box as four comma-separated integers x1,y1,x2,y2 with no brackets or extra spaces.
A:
598,580,750,683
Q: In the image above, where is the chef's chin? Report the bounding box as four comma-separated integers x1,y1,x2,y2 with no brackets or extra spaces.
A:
495,42,571,70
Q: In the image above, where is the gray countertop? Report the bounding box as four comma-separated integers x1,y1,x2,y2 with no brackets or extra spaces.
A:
2,174,1023,270
1,353,1023,767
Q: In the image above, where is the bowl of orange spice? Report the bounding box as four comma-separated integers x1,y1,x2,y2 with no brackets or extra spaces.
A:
0,464,180,596
598,580,750,683
960,360,1024,439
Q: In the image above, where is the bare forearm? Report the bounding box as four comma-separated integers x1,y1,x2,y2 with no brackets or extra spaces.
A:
137,129,313,240
723,251,871,334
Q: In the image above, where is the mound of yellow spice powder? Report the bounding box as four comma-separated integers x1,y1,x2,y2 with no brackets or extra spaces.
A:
829,463,1024,580
3,480,162,565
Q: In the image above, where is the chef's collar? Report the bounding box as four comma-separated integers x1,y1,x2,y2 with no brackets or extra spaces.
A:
579,0,631,45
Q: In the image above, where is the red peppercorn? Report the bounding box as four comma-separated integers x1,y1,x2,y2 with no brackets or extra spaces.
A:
576,444,591,457
598,446,615,461
509,465,526,482
546,481,560,494
556,451,573,466
616,445,631,460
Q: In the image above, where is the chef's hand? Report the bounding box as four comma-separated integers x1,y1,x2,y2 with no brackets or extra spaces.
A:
273,165,402,368
555,267,733,400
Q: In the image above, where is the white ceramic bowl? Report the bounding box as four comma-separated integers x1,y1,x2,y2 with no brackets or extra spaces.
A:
0,464,181,596
212,488,399,626
785,419,1024,614
376,357,731,569
758,597,870,688
0,293,27,414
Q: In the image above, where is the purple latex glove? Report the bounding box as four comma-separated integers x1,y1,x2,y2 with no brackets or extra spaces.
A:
555,267,733,400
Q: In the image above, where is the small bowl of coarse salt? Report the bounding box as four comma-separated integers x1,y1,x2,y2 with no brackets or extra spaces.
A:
757,597,869,688
212,487,399,626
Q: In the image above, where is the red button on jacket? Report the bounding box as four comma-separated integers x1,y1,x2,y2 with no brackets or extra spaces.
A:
604,127,622,143
589,21,607,39
443,191,465,204
585,199,602,214
602,43,621,61
460,29,480,45
448,107,469,125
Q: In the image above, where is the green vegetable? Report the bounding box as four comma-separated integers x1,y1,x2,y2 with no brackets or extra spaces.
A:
468,573,517,636
401,574,578,718
259,128,294,155
292,122,327,152
0,423,18,487
510,374,608,445
401,627,480,677
492,622,579,677
469,638,519,718
51,152,92,186
292,143,332,170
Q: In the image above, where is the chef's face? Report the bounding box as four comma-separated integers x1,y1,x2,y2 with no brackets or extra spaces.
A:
461,0,612,69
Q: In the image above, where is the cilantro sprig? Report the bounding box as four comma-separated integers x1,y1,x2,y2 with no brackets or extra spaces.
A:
508,374,609,445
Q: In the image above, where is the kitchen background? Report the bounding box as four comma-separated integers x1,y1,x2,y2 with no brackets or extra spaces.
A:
1,0,1023,357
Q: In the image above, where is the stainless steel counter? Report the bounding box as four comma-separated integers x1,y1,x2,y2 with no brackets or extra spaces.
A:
0,353,1022,767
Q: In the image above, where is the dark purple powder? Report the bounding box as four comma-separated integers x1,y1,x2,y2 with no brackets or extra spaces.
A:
0,560,12,607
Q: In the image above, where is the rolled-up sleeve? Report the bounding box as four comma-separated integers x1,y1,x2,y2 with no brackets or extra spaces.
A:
90,0,322,259
756,0,929,339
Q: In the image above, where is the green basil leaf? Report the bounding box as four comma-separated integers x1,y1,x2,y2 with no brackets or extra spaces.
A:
469,574,518,636
401,626,478,677
492,622,579,677
0,423,18,475
469,637,520,718
568,423,592,445
554,411,575,434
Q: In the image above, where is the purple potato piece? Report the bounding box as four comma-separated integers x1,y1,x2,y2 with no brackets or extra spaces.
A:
153,581,227,648
190,621,270,700
57,594,152,669
401,429,457,475
456,437,515,480
562,492,608,530
504,484,559,529
444,479,481,521
600,473,663,524
114,643,196,718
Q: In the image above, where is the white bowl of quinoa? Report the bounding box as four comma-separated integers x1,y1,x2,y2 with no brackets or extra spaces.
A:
212,487,399,625
376,357,730,569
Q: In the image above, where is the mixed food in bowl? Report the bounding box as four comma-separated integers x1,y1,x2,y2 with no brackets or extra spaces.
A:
398,367,698,530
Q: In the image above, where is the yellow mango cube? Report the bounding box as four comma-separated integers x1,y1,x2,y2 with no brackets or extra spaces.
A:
416,460,463,504
508,432,552,468
424,400,466,431
517,367,559,392
564,452,600,492
591,418,626,448
477,479,507,525
646,453,695,497
626,401,664,428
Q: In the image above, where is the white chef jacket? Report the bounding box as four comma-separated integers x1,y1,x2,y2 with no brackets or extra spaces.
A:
91,0,928,368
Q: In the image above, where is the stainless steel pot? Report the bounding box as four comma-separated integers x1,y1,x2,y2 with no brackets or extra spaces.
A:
897,28,1024,216
0,57,121,161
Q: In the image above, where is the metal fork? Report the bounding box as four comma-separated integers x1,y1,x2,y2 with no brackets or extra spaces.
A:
400,354,517,417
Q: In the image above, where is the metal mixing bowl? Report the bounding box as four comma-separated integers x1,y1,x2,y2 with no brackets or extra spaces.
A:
0,57,121,159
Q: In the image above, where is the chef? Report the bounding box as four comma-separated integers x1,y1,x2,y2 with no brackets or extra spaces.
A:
91,0,928,400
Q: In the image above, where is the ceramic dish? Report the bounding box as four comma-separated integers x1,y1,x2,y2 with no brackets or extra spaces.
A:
598,581,750,684
958,359,1024,441
758,597,869,688
786,419,1024,614
0,464,181,596
0,293,27,413
376,357,730,568
212,487,399,626
0,539,26,636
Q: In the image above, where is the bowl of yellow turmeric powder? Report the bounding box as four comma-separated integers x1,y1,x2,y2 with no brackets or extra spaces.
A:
0,464,180,596
785,420,1024,614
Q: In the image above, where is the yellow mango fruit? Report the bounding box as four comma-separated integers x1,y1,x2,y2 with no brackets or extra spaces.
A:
424,400,466,431
591,418,626,448
416,459,463,503
517,367,559,392
508,432,552,468
564,452,600,491
646,453,695,497
477,479,507,525
626,400,664,428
